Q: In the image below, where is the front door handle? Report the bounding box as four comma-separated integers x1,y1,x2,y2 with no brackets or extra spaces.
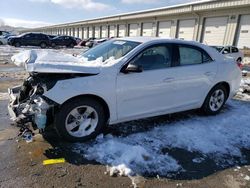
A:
163,77,174,83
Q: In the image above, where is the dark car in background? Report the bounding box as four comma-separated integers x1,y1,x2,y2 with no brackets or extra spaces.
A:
8,33,51,48
0,30,10,37
50,35,77,48
47,34,58,39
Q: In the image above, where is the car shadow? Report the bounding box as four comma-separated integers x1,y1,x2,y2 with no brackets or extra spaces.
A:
42,103,250,180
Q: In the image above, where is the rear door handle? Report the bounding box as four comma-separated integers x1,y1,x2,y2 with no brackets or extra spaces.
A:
204,72,214,76
163,77,174,83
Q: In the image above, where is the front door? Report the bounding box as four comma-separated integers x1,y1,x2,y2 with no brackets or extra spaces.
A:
116,44,176,120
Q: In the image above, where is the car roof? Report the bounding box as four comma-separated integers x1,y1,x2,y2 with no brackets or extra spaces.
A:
120,36,202,45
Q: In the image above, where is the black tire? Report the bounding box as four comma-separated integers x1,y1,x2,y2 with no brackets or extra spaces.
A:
68,43,75,48
51,42,56,48
55,97,107,142
0,41,3,45
201,84,228,115
237,57,242,63
40,42,47,49
14,42,21,47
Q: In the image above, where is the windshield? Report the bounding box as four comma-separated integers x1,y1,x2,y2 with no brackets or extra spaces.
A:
81,39,141,62
211,46,224,52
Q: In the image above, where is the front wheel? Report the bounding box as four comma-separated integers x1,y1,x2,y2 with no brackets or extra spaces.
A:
55,97,106,142
201,85,227,115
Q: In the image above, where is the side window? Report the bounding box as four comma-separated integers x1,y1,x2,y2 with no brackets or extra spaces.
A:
222,47,230,54
232,47,239,53
131,45,172,71
178,45,212,66
24,34,31,38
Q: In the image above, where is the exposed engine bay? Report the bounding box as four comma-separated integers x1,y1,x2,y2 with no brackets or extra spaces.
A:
8,73,94,131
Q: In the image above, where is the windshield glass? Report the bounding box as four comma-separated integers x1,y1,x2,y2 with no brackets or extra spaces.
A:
81,40,141,62
211,46,224,52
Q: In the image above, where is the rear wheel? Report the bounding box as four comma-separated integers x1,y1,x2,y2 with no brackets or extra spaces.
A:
202,85,227,115
0,41,3,45
55,97,106,142
40,42,47,49
14,42,21,47
68,43,75,48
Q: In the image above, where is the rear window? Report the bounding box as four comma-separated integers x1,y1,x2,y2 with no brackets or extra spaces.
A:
178,45,212,66
232,47,239,53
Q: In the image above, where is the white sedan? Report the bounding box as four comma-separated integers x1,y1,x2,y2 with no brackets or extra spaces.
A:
8,37,241,141
211,46,244,64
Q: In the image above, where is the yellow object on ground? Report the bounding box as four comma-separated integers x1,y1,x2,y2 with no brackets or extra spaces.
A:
43,158,65,165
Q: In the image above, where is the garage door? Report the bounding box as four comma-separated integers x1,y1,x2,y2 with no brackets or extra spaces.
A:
79,28,83,39
83,28,88,39
109,25,116,37
142,23,153,36
178,19,196,40
236,15,250,49
202,17,228,45
95,26,100,38
118,24,126,37
129,24,138,37
158,21,171,37
74,28,78,37
89,27,94,38
101,26,107,38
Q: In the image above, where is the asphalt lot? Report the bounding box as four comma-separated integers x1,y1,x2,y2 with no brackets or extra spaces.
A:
0,45,250,188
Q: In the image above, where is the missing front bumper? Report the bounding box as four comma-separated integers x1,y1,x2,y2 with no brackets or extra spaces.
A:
8,85,51,129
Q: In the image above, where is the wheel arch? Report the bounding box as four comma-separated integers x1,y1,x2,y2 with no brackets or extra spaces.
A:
60,94,110,121
203,81,230,105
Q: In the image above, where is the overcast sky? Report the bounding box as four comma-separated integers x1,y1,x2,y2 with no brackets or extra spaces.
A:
0,0,207,28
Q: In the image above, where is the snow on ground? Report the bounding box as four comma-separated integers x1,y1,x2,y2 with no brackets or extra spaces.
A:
74,79,250,178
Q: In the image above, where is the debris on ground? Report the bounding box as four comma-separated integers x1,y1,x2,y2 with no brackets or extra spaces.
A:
43,158,66,165
16,126,34,143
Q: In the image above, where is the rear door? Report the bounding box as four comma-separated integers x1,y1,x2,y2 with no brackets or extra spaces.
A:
170,44,218,108
22,34,33,46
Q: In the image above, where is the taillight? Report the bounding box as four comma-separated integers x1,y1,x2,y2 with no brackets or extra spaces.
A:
237,62,243,70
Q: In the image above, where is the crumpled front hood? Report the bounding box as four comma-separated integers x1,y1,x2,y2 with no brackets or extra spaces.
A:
11,50,103,74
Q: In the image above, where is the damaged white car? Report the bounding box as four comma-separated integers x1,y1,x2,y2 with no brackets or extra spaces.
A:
8,37,241,142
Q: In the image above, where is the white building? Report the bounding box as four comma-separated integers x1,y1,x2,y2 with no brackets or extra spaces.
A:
24,0,250,48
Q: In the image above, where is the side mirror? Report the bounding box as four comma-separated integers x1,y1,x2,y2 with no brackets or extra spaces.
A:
122,64,143,73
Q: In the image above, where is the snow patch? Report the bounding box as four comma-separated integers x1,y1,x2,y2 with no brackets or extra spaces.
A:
74,97,250,177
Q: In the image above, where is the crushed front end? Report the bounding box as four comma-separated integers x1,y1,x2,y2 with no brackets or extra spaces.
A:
8,73,59,131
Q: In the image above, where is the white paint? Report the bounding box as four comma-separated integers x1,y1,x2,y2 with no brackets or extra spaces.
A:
202,17,228,45
178,19,196,40
158,21,171,37
236,15,250,49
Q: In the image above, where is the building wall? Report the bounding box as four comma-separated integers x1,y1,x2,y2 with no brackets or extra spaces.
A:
23,0,250,48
